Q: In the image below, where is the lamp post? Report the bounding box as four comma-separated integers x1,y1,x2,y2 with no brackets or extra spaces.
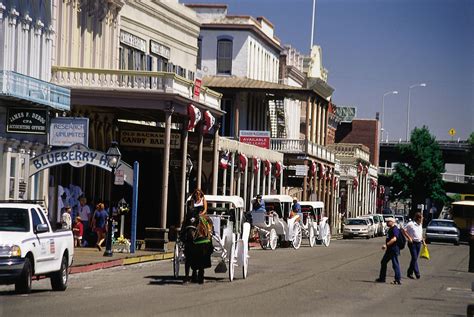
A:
104,141,121,257
381,90,398,141
185,154,194,199
406,83,426,141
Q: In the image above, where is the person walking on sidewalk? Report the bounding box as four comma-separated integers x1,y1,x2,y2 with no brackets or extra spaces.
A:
61,206,72,230
92,203,108,251
403,212,425,279
376,217,402,285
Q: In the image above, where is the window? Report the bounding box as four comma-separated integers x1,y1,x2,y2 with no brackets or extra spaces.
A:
197,38,202,70
31,208,43,231
217,39,233,75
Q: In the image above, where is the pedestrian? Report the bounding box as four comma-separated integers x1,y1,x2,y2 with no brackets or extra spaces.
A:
77,197,91,231
73,216,84,247
61,206,72,230
92,203,108,251
192,188,207,215
376,217,402,285
403,212,425,279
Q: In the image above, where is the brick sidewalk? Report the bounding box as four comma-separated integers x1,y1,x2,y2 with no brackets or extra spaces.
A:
70,246,174,274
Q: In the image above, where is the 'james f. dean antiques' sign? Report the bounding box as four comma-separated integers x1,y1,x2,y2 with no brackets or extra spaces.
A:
7,108,48,134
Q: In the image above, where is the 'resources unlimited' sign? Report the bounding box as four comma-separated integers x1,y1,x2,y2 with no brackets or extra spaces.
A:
239,130,270,149
49,117,89,147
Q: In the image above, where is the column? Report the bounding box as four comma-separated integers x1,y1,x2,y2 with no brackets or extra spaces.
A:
179,128,188,226
317,103,322,145
197,126,203,189
160,106,173,228
229,152,235,195
303,161,308,201
212,128,220,195
311,98,317,143
279,166,283,194
222,166,227,196
262,161,266,197
305,96,311,140
256,160,261,195
243,160,249,209
267,162,272,195
249,160,255,210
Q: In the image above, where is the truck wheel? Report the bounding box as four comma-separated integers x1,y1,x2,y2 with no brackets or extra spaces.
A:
51,255,68,291
15,257,32,294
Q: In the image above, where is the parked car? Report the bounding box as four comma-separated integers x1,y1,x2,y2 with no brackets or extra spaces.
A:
426,219,460,245
372,214,386,236
395,215,407,229
0,203,74,294
359,215,379,237
343,218,374,239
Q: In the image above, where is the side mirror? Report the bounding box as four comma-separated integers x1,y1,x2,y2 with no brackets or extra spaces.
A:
35,223,49,234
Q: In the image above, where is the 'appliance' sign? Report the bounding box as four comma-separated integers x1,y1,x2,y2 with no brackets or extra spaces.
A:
49,117,89,147
7,108,48,134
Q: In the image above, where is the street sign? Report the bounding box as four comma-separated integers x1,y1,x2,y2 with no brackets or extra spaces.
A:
114,170,125,185
295,165,308,176
448,128,456,136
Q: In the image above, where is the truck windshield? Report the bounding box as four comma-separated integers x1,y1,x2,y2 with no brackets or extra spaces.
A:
0,208,30,232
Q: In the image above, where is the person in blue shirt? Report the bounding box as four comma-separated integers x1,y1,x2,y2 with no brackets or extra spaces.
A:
291,197,303,222
376,217,402,284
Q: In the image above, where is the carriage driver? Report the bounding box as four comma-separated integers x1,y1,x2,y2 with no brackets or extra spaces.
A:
291,197,303,222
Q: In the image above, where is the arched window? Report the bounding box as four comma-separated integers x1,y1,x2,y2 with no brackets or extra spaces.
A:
217,39,233,75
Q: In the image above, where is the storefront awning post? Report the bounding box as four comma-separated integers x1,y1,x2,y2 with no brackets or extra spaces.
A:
130,161,139,254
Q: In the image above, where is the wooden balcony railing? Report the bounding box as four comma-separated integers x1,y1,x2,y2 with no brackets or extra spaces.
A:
51,66,222,110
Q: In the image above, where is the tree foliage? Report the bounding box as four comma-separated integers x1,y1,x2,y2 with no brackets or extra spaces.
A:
469,132,474,175
390,126,447,212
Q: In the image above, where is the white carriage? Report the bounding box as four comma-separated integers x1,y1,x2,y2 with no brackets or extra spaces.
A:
299,201,331,247
251,195,303,250
173,195,251,281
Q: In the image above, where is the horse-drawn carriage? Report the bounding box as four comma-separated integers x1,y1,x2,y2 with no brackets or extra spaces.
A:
251,195,303,250
299,201,331,247
173,195,250,282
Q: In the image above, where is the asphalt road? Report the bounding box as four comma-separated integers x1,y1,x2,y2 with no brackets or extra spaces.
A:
1,237,472,317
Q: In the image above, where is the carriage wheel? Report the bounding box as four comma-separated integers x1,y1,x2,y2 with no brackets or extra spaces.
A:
173,243,180,278
322,223,331,247
309,225,316,248
269,228,278,250
292,222,302,250
259,232,269,250
229,237,236,282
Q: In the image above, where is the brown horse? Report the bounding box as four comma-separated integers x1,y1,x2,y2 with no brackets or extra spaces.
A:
181,206,213,284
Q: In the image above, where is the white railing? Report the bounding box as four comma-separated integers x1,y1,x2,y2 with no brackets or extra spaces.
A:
51,66,222,110
442,173,474,184
270,138,335,163
327,143,370,162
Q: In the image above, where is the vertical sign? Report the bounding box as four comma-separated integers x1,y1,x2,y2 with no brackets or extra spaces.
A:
193,70,203,101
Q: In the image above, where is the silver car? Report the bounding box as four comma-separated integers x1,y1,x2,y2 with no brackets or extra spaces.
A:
426,219,460,245
343,218,374,239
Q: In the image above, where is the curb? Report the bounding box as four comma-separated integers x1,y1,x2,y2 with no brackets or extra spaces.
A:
70,252,174,274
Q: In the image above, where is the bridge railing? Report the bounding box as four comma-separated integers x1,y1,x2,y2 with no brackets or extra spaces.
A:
378,167,473,184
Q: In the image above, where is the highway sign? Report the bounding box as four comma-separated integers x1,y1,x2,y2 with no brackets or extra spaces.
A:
448,128,456,136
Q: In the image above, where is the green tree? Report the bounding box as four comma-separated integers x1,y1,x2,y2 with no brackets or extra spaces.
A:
468,132,474,175
390,126,447,214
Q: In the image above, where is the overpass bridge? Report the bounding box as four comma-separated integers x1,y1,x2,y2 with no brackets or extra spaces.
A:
379,140,472,175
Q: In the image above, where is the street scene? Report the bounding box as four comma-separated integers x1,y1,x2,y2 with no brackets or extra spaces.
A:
0,0,473,316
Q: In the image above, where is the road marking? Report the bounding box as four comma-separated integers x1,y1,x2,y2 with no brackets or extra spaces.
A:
83,286,93,289
446,287,472,292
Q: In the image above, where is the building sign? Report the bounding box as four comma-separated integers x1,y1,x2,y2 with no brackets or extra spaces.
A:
114,170,125,185
120,30,146,52
150,40,170,59
7,108,47,134
239,130,270,149
120,130,181,149
294,165,309,177
335,106,357,122
49,117,89,147
193,70,203,101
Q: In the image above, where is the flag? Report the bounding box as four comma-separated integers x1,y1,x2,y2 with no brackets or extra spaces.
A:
319,163,324,179
203,110,215,134
352,177,359,189
310,161,317,176
219,151,230,169
253,157,261,174
357,162,363,174
187,104,202,131
264,160,271,176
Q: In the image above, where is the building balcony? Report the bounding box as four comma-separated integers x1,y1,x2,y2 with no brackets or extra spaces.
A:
51,66,222,111
0,70,70,111
326,143,370,163
270,138,335,163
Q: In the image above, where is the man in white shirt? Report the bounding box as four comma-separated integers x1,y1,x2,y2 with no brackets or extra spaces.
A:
78,197,91,231
403,212,425,279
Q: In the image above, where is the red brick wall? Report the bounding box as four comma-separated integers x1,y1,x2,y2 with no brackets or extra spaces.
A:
337,119,380,166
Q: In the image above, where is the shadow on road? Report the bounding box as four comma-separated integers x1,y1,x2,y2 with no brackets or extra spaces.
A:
0,289,50,296
144,275,226,285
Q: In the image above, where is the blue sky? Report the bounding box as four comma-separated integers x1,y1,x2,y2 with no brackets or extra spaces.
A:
181,0,473,140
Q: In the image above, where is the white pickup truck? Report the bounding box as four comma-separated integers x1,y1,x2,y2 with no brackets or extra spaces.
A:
0,202,74,293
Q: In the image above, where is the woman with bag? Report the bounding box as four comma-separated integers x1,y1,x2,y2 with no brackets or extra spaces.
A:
403,212,426,279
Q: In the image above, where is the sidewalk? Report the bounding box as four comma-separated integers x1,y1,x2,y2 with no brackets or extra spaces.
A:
70,245,174,274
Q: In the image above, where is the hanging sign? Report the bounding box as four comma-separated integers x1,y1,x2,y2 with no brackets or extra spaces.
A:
49,117,89,147
7,108,47,134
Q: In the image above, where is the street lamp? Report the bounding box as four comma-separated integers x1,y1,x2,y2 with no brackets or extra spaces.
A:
185,154,193,199
104,141,121,257
406,83,427,141
381,90,398,141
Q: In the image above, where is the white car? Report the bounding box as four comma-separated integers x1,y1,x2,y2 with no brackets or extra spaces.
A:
358,216,377,238
343,218,375,239
360,215,383,237
0,203,74,294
